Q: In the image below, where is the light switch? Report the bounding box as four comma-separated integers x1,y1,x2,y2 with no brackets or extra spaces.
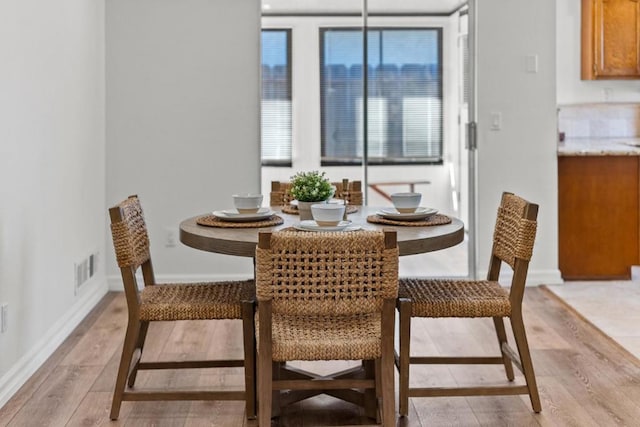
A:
526,54,538,73
490,112,502,131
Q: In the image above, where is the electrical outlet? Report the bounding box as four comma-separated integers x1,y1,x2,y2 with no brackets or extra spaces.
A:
1,304,8,333
490,112,502,131
164,226,177,248
525,54,538,73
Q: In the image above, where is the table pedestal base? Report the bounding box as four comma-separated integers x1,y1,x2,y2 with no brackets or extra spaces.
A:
269,361,381,422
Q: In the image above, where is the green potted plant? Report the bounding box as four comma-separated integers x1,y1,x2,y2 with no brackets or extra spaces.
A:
289,171,334,220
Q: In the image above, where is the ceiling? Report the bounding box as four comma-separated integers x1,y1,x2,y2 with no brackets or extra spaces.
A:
262,0,467,15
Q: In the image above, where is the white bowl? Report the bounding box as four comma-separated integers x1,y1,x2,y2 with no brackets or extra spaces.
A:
390,192,422,213
233,193,263,214
311,203,345,226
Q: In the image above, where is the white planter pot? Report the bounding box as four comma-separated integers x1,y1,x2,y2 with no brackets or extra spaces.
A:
297,200,325,221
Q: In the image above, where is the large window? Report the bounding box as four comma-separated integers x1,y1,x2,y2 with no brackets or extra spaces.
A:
261,29,292,166
320,28,443,165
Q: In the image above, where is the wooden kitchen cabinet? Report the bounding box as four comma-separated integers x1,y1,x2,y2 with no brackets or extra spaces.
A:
581,0,640,79
558,156,640,279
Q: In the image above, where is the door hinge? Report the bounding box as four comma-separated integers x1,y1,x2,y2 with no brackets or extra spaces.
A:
466,121,477,150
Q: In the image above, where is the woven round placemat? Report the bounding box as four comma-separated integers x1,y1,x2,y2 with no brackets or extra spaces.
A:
281,204,359,215
197,214,284,228
366,213,451,227
277,226,363,233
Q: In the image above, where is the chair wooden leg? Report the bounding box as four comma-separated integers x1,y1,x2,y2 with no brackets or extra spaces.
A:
127,320,149,388
380,355,396,426
110,320,141,420
242,301,257,419
374,359,382,398
258,302,273,426
381,299,396,426
397,299,411,417
364,360,378,421
493,316,515,381
271,362,282,418
258,360,273,427
510,312,542,413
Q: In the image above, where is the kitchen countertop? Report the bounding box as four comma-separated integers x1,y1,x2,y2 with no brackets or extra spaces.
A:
558,137,640,156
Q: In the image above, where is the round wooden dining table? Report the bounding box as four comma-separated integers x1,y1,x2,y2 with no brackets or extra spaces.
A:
179,206,464,257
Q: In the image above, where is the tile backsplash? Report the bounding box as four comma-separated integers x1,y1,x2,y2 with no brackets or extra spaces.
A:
558,103,640,138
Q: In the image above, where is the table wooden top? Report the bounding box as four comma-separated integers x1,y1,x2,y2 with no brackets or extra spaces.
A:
179,206,464,257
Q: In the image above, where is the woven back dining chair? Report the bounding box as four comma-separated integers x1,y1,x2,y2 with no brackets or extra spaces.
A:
108,195,256,420
396,191,541,416
270,178,363,206
255,229,398,426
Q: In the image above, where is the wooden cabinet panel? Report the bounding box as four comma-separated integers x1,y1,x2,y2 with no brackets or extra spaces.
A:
582,0,640,79
558,156,639,279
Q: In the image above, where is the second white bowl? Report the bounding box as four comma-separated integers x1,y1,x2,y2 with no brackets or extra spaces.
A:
390,192,422,213
311,203,345,226
233,194,263,214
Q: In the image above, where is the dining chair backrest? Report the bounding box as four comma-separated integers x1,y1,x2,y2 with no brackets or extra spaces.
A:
256,230,398,317
110,195,151,270
109,195,157,304
334,179,363,205
270,179,363,206
486,192,538,306
269,181,293,206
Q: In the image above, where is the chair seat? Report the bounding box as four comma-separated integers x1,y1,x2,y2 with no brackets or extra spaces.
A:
257,312,383,361
399,278,511,318
140,280,254,321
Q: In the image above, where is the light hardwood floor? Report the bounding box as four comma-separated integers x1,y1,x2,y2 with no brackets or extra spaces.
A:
1,287,640,426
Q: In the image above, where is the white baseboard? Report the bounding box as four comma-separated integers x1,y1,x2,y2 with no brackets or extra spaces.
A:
107,273,255,291
527,269,564,286
0,279,108,410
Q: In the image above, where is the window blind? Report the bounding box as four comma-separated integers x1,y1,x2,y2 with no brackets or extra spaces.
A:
320,28,443,165
261,30,292,166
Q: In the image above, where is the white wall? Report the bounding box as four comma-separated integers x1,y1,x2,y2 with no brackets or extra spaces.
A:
0,0,107,408
105,0,560,286
106,0,262,286
476,0,561,284
556,0,640,104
